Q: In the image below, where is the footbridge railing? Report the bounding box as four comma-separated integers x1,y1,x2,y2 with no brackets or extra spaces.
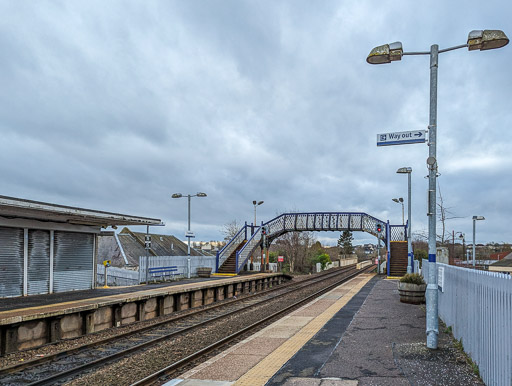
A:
215,224,248,272
235,225,262,271
217,212,406,274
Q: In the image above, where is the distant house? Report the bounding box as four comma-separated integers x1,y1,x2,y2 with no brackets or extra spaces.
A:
364,244,376,254
488,252,512,273
98,227,202,268
489,251,512,260
191,240,226,252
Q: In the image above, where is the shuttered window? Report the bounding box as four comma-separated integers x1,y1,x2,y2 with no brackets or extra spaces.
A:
0,227,24,297
28,229,50,295
53,231,93,293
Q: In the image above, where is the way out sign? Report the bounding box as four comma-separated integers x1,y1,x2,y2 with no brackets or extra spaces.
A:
377,130,427,146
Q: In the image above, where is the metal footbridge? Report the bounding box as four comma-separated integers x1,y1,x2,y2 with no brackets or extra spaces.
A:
216,212,407,274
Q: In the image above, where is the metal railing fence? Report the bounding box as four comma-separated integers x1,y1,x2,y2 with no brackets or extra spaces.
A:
139,255,216,283
216,224,247,271
96,265,139,287
422,260,511,386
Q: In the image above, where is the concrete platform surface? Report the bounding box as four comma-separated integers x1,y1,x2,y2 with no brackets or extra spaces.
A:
0,273,279,324
0,276,227,312
172,276,483,386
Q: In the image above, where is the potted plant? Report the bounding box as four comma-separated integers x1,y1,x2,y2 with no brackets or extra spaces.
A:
197,267,212,278
398,273,426,304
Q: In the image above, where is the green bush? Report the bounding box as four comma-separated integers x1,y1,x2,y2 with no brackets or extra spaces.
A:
414,249,428,260
400,273,425,285
313,253,331,270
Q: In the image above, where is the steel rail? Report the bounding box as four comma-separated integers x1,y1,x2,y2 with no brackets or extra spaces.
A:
131,265,376,386
0,267,349,375
25,266,361,386
4,266,366,385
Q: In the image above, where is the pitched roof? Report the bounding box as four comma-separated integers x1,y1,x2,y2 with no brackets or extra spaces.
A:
98,227,204,267
488,255,512,272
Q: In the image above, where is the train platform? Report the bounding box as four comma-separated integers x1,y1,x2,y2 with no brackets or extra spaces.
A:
0,272,281,321
0,275,237,313
0,272,285,354
171,275,482,386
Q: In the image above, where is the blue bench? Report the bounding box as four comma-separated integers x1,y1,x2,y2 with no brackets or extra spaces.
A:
148,266,179,281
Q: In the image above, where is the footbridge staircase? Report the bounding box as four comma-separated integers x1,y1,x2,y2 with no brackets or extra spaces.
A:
216,212,407,275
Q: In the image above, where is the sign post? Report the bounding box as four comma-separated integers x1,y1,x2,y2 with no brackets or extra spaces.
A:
103,260,111,288
278,255,284,272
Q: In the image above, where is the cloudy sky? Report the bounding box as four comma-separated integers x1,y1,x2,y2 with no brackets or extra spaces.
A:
1,0,510,246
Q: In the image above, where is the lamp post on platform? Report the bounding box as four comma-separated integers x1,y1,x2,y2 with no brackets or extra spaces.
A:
367,29,508,350
172,192,207,278
251,201,264,269
253,200,264,228
397,167,412,273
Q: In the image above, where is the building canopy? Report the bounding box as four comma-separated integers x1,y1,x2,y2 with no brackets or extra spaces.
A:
0,195,163,228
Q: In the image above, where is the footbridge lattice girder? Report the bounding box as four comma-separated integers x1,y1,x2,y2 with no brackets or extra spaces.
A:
216,212,407,274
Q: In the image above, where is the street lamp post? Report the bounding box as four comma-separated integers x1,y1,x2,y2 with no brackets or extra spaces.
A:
392,197,405,225
172,192,207,278
472,216,485,268
397,167,412,273
367,29,508,349
251,201,264,269
455,232,466,265
253,200,264,229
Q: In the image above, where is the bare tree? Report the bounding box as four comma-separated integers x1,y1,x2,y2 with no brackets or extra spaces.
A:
437,182,463,245
221,219,243,241
414,183,464,245
273,231,316,273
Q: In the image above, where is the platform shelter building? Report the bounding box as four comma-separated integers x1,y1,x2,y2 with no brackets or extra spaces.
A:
0,195,162,298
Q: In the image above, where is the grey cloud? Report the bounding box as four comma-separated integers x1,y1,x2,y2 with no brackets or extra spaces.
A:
0,0,510,245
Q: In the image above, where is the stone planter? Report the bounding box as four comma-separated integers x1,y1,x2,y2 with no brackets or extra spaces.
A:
398,282,426,304
197,267,212,278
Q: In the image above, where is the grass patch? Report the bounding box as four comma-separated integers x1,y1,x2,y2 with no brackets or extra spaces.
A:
443,322,482,381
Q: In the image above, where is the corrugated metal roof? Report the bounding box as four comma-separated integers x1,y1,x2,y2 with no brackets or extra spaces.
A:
0,195,162,227
98,228,205,267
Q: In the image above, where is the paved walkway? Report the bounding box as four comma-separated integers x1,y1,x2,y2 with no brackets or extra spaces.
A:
169,275,482,385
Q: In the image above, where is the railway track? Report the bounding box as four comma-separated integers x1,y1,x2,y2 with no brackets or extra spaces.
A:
0,264,375,385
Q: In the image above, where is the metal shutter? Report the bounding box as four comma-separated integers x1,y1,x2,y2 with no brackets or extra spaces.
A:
28,229,50,295
0,227,24,298
53,231,93,293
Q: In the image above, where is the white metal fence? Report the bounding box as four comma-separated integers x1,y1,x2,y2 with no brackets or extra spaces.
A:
96,265,139,287
250,262,277,272
422,260,512,386
139,255,217,283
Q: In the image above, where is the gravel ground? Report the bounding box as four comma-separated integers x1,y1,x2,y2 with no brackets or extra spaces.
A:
393,322,484,385
0,270,338,371
0,275,300,370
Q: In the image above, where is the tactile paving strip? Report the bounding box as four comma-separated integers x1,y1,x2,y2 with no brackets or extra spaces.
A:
177,273,374,386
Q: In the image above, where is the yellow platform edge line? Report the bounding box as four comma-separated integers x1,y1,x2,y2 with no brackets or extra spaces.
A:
211,273,237,277
234,273,375,386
